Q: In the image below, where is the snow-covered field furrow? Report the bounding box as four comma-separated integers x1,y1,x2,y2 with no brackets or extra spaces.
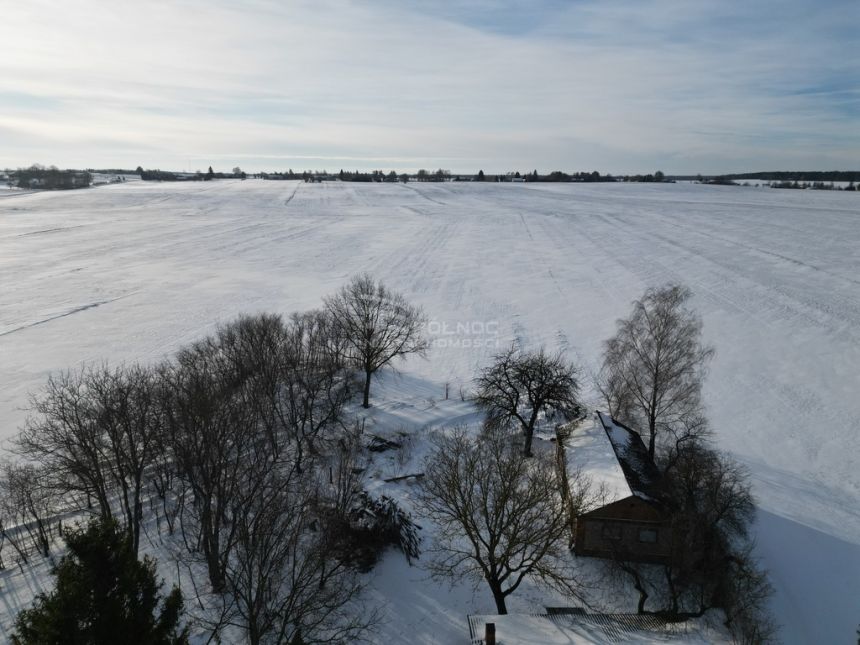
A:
1,180,858,643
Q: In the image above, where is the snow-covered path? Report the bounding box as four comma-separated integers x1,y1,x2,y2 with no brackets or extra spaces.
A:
1,180,858,642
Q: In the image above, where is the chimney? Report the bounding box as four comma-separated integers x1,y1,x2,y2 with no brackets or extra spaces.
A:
485,622,496,645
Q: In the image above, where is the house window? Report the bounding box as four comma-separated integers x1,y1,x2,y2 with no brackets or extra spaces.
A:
601,523,622,541
638,528,658,544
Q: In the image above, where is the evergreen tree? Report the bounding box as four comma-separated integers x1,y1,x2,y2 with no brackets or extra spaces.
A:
12,518,188,645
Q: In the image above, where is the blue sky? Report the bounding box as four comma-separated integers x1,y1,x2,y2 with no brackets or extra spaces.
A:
0,0,857,174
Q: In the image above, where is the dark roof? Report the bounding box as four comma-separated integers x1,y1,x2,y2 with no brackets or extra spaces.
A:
596,411,666,504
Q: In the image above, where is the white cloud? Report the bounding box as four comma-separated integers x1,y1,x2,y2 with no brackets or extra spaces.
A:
0,0,856,173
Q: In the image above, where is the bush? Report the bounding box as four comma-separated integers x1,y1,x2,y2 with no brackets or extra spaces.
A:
323,491,420,572
11,518,188,645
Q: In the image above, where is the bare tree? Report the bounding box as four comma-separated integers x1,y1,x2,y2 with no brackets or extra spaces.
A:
224,469,374,645
658,442,758,618
658,412,712,476
602,439,775,642
277,311,353,470
15,364,164,554
211,313,288,455
212,405,377,644
214,311,351,471
324,274,427,408
87,364,165,555
163,311,357,594
473,346,580,456
162,332,263,593
0,461,55,559
721,545,778,644
16,369,114,521
597,284,714,460
419,428,590,614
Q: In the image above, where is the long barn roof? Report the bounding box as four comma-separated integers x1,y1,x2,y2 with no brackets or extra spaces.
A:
595,411,666,504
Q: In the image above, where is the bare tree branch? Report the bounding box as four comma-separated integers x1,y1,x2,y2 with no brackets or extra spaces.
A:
596,284,714,461
324,274,427,408
473,346,580,456
419,428,592,614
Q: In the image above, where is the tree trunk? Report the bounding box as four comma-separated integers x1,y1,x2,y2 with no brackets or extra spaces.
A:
523,411,540,457
490,581,508,614
664,566,679,616
132,494,142,555
202,513,226,593
621,561,649,614
523,429,534,457
648,396,658,460
206,551,226,594
636,585,649,614
362,370,372,408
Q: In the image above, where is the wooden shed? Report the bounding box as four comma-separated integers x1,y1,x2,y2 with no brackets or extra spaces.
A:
568,411,673,563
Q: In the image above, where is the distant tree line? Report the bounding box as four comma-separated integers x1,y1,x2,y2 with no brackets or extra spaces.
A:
624,170,669,183
85,167,137,174
260,169,299,180
136,166,246,181
8,164,858,188
137,168,203,182
412,169,448,182
11,165,91,190
259,168,617,183
721,170,860,182
522,170,615,182
769,180,856,191
701,176,738,186
470,169,616,182
338,169,408,183
696,173,857,191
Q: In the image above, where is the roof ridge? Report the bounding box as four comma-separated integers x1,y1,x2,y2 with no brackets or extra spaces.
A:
595,411,665,504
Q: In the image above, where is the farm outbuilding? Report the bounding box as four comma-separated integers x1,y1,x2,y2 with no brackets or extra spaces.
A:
468,607,722,643
563,411,673,563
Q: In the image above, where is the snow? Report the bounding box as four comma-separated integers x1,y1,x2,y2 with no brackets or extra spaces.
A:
1,179,859,643
468,613,720,644
592,411,660,503
566,416,632,505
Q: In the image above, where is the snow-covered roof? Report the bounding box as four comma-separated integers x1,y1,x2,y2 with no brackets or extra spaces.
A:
565,411,664,506
595,411,664,504
468,611,719,644
565,414,632,504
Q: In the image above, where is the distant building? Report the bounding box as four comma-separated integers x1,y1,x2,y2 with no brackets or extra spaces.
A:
563,411,673,563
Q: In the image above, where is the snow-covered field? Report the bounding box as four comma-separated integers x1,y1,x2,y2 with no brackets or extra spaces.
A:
1,179,859,643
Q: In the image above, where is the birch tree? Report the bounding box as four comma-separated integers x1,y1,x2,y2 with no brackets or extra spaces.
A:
597,284,714,460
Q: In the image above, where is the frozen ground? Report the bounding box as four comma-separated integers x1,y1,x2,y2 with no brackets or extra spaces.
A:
1,180,859,642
